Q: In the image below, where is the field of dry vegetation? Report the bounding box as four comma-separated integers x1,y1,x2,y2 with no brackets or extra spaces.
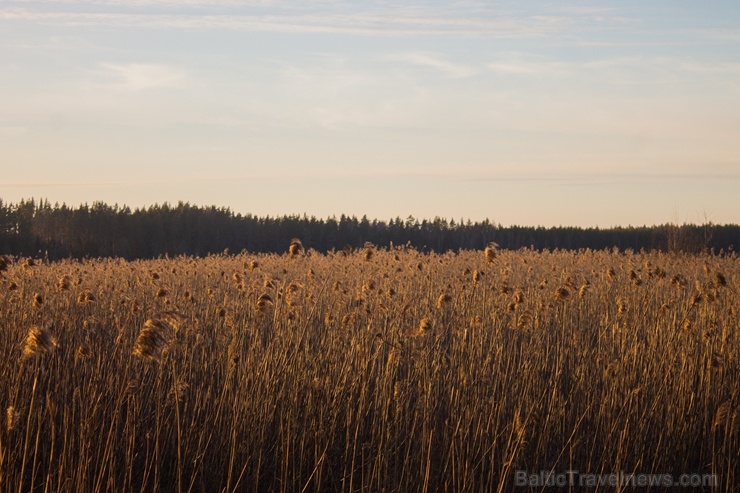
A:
0,244,737,492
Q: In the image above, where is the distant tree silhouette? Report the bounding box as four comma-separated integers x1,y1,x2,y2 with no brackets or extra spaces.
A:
0,198,736,259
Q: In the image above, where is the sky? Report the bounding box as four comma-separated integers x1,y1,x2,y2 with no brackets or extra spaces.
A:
1,0,739,227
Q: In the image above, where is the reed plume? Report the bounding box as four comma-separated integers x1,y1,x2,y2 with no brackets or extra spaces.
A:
555,287,570,301
437,294,452,309
257,293,274,314
57,276,70,291
418,317,432,335
517,311,533,329
713,401,736,430
484,242,498,263
363,243,374,261
133,317,175,362
617,298,627,314
6,406,19,433
78,291,96,303
21,325,57,361
288,239,304,257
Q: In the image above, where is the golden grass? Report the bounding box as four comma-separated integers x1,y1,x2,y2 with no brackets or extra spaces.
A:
0,247,737,492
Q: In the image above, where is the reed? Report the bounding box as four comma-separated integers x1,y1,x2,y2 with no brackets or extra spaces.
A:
0,247,736,492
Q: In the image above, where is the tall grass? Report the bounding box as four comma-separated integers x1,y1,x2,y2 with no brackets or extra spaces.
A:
0,247,737,492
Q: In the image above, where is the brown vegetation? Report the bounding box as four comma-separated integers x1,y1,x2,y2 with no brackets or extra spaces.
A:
0,247,737,491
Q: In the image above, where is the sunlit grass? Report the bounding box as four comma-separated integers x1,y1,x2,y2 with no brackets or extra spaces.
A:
0,247,737,492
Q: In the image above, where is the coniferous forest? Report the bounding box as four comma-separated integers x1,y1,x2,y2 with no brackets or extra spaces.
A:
0,198,737,259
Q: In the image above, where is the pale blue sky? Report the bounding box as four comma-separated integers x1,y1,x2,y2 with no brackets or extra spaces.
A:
1,0,739,227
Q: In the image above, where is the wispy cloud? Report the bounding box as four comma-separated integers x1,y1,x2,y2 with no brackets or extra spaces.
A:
0,7,581,37
98,62,185,91
484,53,740,81
487,53,571,75
387,53,476,78
676,60,740,74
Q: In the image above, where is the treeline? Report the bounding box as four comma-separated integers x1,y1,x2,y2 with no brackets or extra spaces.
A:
0,198,737,260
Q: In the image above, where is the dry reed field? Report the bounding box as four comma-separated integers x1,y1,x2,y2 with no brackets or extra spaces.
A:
0,245,738,492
